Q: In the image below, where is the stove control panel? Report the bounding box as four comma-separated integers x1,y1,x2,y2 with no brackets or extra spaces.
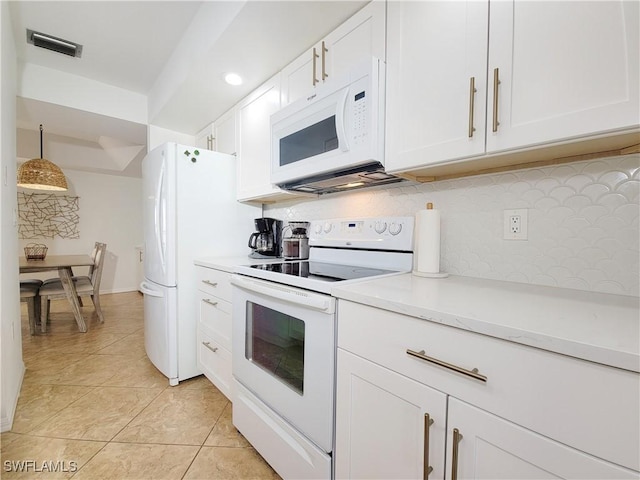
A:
309,216,414,251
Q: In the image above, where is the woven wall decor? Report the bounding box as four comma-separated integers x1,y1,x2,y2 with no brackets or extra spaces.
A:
18,192,80,239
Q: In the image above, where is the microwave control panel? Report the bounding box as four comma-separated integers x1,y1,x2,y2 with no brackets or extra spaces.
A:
352,90,367,146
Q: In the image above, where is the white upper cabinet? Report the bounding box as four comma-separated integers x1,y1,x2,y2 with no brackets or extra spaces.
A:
236,73,283,202
386,0,640,173
487,0,639,153
281,0,386,106
386,1,489,170
195,123,215,150
213,108,237,156
196,108,237,154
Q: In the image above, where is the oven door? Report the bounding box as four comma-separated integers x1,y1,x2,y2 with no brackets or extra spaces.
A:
231,274,336,453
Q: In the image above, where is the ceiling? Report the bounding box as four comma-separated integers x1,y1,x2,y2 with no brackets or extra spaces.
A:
10,0,367,177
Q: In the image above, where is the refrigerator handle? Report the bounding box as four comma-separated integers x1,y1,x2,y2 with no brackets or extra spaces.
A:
155,163,166,269
140,281,164,297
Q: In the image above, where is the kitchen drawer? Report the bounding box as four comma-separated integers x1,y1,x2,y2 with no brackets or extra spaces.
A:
196,266,232,301
197,290,232,351
197,329,233,400
338,300,640,471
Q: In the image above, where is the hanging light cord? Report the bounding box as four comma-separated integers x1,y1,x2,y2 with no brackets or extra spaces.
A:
39,124,44,158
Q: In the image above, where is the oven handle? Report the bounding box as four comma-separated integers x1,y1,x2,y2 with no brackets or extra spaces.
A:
231,275,335,313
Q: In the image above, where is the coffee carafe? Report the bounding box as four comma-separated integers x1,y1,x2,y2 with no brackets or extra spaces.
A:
248,218,283,258
282,221,310,260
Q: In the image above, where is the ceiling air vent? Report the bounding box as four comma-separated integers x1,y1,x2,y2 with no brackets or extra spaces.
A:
26,29,83,58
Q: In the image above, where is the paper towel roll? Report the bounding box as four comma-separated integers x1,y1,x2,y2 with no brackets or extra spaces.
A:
415,203,441,275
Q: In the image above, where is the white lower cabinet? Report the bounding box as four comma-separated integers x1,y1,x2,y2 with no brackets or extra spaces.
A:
335,300,640,479
195,266,234,400
335,349,447,479
447,398,637,480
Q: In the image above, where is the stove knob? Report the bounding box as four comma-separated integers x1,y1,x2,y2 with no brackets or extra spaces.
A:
374,221,387,234
323,222,333,233
314,224,322,234
389,222,402,235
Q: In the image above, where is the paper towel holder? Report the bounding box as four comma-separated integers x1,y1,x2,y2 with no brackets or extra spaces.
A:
412,202,449,278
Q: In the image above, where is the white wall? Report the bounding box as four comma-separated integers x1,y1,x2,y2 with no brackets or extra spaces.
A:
266,154,640,297
148,124,195,152
18,170,143,293
1,0,25,432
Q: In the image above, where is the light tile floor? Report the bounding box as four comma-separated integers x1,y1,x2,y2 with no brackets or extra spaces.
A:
1,292,281,480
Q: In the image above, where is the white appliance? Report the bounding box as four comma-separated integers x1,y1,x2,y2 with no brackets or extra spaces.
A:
271,58,402,195
231,216,414,479
139,142,260,386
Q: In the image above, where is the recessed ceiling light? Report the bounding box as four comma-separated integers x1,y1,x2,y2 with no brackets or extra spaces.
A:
224,73,243,86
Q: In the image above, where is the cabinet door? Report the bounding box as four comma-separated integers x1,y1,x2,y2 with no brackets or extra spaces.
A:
213,108,236,155
335,349,447,480
236,73,282,201
195,123,214,150
386,1,489,172
280,0,386,106
323,0,386,84
280,48,315,106
446,398,639,480
487,0,640,153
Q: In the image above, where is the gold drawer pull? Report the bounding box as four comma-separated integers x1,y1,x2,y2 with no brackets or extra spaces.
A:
203,298,218,307
492,67,500,133
202,280,218,287
468,76,476,138
451,428,463,480
202,341,218,353
406,349,487,382
312,47,319,86
423,413,434,479
321,41,328,81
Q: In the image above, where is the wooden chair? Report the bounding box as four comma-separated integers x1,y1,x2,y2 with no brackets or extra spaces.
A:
20,279,43,335
39,242,107,332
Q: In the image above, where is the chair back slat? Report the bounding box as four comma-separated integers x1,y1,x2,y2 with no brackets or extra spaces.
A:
91,243,107,292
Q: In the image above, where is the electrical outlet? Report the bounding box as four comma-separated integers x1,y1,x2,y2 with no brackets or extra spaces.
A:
504,209,528,240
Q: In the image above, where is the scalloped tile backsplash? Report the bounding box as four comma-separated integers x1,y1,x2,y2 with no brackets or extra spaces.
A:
265,154,640,297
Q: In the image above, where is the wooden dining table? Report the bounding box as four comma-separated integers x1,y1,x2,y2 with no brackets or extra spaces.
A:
19,254,94,333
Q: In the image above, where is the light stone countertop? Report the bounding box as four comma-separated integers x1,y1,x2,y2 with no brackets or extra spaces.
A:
194,256,639,372
331,274,640,373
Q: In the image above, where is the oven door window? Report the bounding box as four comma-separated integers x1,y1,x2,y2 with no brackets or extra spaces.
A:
279,116,338,166
245,302,305,395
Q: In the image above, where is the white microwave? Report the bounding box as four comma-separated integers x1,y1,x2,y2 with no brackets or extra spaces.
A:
271,57,401,194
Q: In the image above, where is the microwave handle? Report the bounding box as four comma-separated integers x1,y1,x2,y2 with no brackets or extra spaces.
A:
335,88,349,152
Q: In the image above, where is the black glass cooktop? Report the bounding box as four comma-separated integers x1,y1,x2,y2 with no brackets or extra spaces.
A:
250,261,396,283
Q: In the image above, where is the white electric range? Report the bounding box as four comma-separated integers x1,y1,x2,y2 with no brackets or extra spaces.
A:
230,216,414,479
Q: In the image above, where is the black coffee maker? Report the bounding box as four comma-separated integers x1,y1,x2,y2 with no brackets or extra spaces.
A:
248,218,283,258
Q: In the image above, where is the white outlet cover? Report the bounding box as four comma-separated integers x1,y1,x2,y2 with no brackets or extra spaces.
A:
504,209,528,240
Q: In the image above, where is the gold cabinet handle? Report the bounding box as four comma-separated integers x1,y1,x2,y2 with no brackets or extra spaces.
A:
202,280,218,288
468,77,476,138
202,341,218,353
406,349,487,382
423,413,434,479
207,135,215,151
321,41,328,81
451,428,463,480
492,67,500,132
312,47,319,86
203,298,218,307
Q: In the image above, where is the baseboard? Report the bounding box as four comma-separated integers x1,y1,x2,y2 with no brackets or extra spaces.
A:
0,362,25,432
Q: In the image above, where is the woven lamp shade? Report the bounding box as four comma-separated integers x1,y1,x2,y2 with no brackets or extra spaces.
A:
17,124,68,191
17,157,68,191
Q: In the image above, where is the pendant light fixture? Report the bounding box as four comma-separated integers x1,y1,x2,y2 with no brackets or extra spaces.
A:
17,124,68,191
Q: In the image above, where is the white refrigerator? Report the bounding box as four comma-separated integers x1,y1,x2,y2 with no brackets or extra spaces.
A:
139,142,260,385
